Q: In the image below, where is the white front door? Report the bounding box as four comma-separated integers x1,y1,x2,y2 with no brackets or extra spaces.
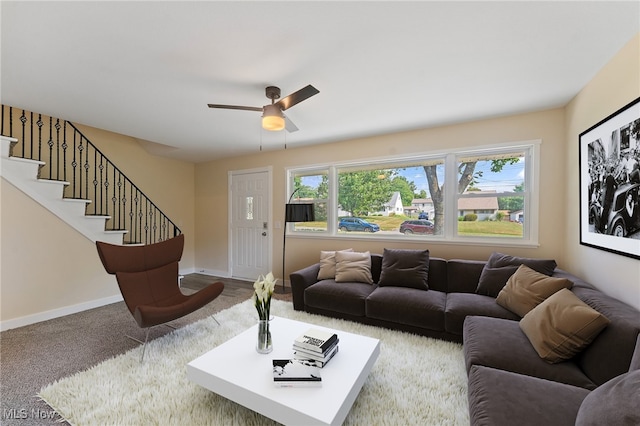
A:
230,169,271,281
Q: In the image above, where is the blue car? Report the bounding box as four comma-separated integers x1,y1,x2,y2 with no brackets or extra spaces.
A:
338,217,380,232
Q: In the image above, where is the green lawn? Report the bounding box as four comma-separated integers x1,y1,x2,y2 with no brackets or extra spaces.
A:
457,220,523,237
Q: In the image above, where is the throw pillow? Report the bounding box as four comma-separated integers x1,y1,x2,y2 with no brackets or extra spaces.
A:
378,248,430,290
520,288,610,363
317,249,353,280
487,251,557,276
496,264,573,317
574,370,640,426
335,251,373,284
476,265,520,297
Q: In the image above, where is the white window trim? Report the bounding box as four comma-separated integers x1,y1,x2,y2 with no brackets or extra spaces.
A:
286,139,541,248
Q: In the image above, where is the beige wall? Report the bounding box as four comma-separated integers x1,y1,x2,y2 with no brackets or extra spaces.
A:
196,107,568,281
564,33,640,310
1,180,117,321
1,124,196,326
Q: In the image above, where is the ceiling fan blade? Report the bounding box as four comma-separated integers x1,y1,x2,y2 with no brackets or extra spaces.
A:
207,104,262,112
276,85,319,111
283,114,299,133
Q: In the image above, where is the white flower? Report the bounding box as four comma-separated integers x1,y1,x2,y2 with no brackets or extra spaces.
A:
253,272,275,320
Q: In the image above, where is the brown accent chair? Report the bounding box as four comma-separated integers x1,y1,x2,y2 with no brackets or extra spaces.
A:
96,234,224,361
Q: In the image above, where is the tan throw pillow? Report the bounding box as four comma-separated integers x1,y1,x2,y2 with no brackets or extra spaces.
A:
317,249,353,280
496,264,573,317
520,288,610,363
335,251,373,284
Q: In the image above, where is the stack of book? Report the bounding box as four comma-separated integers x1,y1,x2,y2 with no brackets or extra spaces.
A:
292,328,339,368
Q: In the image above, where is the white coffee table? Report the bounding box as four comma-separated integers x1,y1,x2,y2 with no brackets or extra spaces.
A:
187,316,380,425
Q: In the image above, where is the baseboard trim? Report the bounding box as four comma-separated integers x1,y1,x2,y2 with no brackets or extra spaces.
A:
0,294,124,332
192,268,230,278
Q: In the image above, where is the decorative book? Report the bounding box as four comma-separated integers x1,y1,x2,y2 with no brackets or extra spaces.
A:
293,343,339,368
294,328,338,354
272,359,322,387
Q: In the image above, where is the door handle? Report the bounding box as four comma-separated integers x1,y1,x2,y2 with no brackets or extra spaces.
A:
262,231,267,236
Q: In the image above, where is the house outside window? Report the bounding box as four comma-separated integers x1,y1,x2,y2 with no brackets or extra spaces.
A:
288,140,540,246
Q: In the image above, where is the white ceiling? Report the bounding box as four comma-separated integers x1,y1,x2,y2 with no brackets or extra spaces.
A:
1,1,639,163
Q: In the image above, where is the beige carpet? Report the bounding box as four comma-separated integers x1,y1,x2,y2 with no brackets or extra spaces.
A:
39,299,469,425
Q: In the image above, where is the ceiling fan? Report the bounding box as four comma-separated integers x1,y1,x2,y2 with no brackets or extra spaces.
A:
208,85,319,132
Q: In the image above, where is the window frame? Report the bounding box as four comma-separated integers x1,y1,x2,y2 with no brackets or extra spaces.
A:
286,140,541,247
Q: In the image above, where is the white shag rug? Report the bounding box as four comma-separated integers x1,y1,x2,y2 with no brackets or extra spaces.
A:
39,299,469,425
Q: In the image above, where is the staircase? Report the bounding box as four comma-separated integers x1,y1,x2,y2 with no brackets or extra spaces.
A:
1,135,126,243
1,106,180,245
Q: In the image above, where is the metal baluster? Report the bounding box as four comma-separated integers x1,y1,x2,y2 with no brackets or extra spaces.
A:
137,191,142,243
36,114,43,162
111,167,117,230
54,119,61,180
144,200,149,244
122,180,127,241
48,118,53,179
92,147,98,214
83,138,89,202
62,122,68,184
19,110,27,158
71,131,77,198
29,111,33,158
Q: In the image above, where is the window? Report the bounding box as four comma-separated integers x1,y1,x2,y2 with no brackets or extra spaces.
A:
287,141,539,246
288,169,328,232
456,148,528,239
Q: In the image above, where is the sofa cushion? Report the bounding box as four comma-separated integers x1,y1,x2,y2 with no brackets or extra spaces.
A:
571,286,640,386
335,251,373,284
378,248,429,290
496,264,573,317
426,258,448,292
520,288,610,363
475,265,519,297
487,251,557,275
304,280,375,317
445,292,519,335
447,259,486,293
463,315,596,389
366,286,445,331
630,335,640,371
575,370,640,426
317,249,352,280
468,365,590,426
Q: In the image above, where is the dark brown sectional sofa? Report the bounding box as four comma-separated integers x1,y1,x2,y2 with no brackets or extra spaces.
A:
290,250,640,425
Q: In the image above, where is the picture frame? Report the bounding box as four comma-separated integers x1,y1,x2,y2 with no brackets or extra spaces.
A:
579,97,640,260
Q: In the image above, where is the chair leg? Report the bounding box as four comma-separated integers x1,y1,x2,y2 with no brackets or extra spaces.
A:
124,316,219,362
126,328,151,363
139,328,150,363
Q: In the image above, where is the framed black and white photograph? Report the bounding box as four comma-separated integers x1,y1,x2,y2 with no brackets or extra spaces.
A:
579,97,640,260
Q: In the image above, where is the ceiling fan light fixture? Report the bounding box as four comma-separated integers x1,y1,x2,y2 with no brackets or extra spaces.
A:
262,104,285,131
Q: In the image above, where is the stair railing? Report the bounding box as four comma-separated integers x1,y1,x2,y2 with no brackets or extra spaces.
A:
1,105,181,244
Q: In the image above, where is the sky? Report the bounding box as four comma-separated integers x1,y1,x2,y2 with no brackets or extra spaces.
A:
298,159,526,196
400,160,525,194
